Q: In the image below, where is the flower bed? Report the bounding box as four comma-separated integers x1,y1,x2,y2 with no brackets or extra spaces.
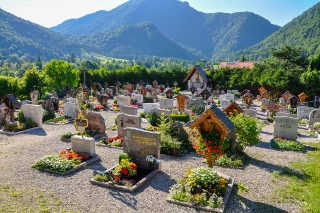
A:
32,149,100,175
167,167,234,212
270,138,304,152
97,135,123,147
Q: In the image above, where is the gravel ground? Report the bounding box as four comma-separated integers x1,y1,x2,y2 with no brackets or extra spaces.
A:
0,105,317,213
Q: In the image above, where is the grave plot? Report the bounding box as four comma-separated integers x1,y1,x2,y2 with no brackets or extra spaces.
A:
167,167,234,213
91,127,161,192
31,109,100,175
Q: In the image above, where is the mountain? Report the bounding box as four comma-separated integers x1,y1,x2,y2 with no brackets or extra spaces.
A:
0,8,83,61
51,0,280,61
65,22,202,60
232,2,320,60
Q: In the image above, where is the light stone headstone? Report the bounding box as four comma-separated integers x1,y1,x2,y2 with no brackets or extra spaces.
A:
159,98,173,109
132,93,143,104
143,103,160,114
186,99,197,109
71,135,96,155
120,105,138,115
106,88,113,96
117,113,141,136
20,104,43,127
273,116,298,140
309,109,320,126
123,127,160,170
279,108,290,113
243,109,257,118
276,112,297,118
261,98,270,107
219,94,235,103
117,95,131,107
220,100,230,110
279,97,286,106
64,102,77,118
120,89,129,96
150,108,171,118
297,106,313,119
172,108,179,114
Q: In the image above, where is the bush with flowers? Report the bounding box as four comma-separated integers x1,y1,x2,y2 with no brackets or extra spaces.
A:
32,149,90,172
169,167,228,208
189,128,228,167
112,157,137,177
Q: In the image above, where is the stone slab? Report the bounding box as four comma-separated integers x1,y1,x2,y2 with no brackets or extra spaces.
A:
273,116,298,140
71,135,96,155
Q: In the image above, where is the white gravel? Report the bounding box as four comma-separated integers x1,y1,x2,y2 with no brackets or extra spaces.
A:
0,107,316,213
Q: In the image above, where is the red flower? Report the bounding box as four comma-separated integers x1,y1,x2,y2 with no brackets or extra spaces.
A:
129,162,137,170
121,168,129,175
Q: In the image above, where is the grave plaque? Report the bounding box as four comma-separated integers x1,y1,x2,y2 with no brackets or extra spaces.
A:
117,113,141,136
99,94,108,107
71,135,95,155
273,116,298,140
159,98,173,109
132,93,143,104
117,95,131,107
120,105,138,115
309,109,320,126
261,98,270,107
64,102,77,118
297,106,313,119
123,127,160,170
143,103,160,114
21,104,43,127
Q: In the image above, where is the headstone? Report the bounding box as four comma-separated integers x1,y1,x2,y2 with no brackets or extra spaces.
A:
279,97,286,106
64,102,77,118
219,94,234,103
159,98,173,109
297,106,313,119
106,88,113,97
99,95,108,107
30,90,39,105
279,108,290,113
117,113,142,136
172,108,179,114
117,95,131,107
123,127,160,170
132,93,143,105
87,111,106,134
186,99,197,110
143,103,160,114
176,94,188,113
127,84,134,92
150,108,171,118
220,100,230,110
20,104,43,128
120,105,138,115
120,89,129,96
71,135,95,155
273,116,298,140
261,98,270,107
314,96,320,108
309,109,320,126
276,112,297,118
109,86,116,96
243,109,257,118
141,87,147,97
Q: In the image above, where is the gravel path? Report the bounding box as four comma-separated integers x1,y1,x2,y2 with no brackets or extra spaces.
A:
0,107,316,213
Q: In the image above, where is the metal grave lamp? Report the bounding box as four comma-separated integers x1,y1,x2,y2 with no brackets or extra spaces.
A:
74,109,88,137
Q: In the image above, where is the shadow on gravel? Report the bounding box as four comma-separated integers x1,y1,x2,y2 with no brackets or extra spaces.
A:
109,190,138,210
26,128,47,136
226,186,289,213
260,130,273,136
248,157,307,180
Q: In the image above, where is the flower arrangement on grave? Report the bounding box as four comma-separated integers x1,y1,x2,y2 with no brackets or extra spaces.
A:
106,135,123,147
130,98,138,107
189,128,225,168
32,149,90,173
112,99,118,107
94,104,104,111
169,167,228,208
112,154,137,177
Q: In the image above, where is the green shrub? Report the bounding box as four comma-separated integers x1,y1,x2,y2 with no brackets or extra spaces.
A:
25,118,33,127
94,173,112,182
143,97,153,103
140,112,146,118
170,113,189,123
191,104,205,115
270,138,304,152
118,153,131,163
42,109,55,122
18,110,25,123
149,112,158,126
61,132,72,139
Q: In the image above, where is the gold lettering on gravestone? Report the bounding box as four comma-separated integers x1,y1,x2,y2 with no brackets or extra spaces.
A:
133,136,155,146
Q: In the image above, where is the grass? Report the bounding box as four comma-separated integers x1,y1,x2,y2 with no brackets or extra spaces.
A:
0,184,81,213
44,116,71,124
214,152,246,168
271,142,320,213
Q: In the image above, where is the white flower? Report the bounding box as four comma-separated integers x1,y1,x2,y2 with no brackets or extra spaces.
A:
146,155,156,163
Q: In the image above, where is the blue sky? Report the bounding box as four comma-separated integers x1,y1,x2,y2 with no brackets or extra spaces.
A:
0,0,318,28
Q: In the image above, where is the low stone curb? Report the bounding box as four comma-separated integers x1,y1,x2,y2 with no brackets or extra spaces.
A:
0,127,42,135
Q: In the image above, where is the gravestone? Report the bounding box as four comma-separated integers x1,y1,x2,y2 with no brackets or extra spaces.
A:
109,86,116,96
186,99,197,110
99,95,108,107
219,94,235,103
314,96,320,108
297,106,313,119
150,108,171,118
120,105,138,115
268,102,282,112
309,109,320,126
220,100,230,110
106,88,113,97
261,98,270,107
279,108,290,113
176,94,188,113
172,108,179,114
143,103,160,114
117,113,142,136
20,104,43,127
159,98,173,109
243,109,257,118
279,97,286,106
64,102,77,118
127,84,134,92
123,127,160,170
151,90,158,101
117,95,131,107
120,89,129,96
132,93,143,105
30,90,40,105
71,135,95,155
273,116,298,140
141,87,147,97
276,112,297,118
87,111,106,135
